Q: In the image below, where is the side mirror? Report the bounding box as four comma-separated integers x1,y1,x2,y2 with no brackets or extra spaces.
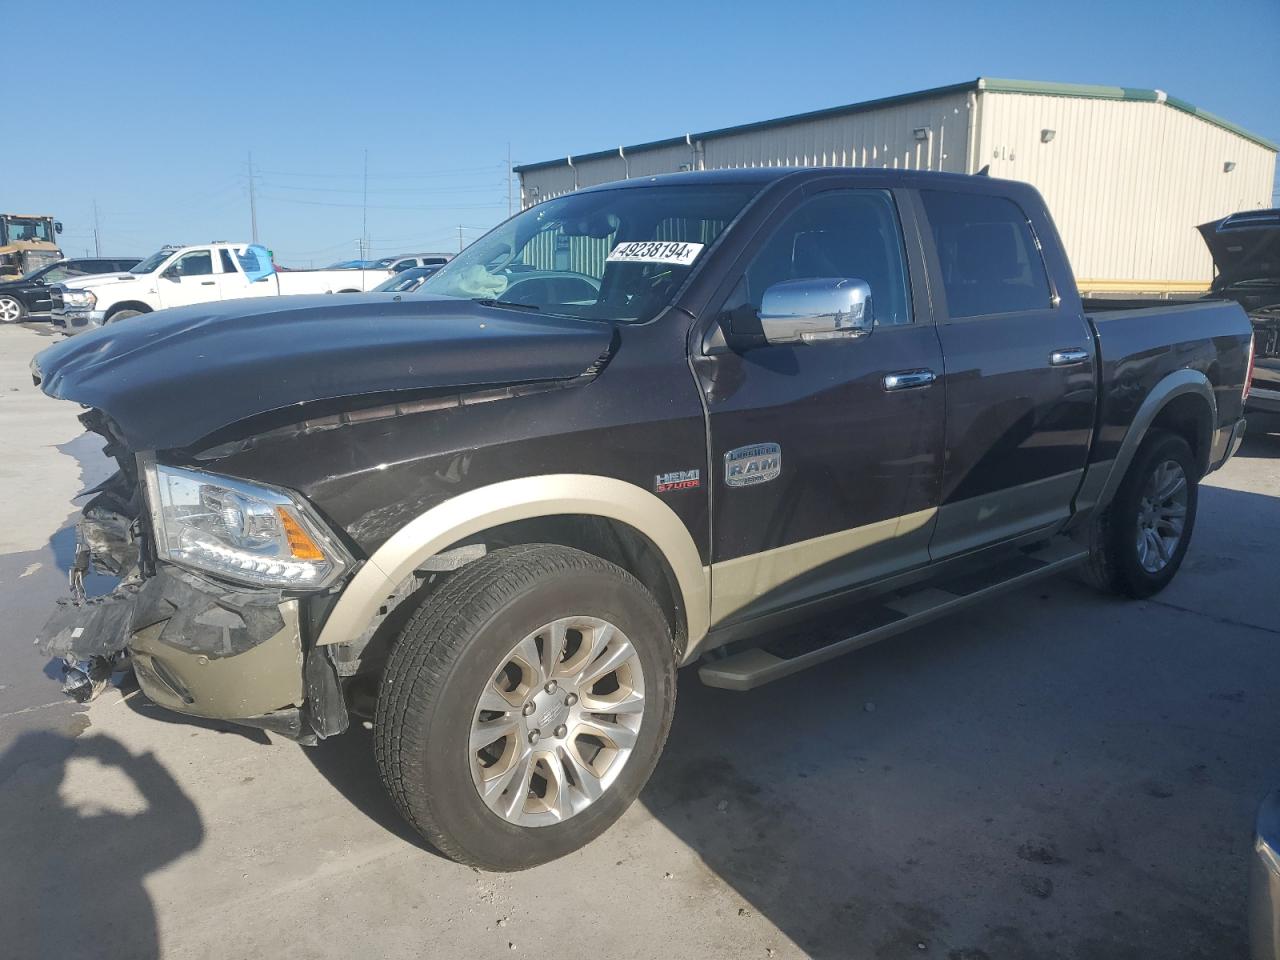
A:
54,221,63,235
161,266,180,281
758,278,874,344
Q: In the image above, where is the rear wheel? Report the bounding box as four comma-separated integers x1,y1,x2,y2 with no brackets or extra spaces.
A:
374,544,676,870
0,295,26,323
1084,430,1198,598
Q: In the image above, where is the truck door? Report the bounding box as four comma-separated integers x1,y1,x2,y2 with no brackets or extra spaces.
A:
215,248,254,300
695,185,945,626
156,248,219,309
918,188,1097,559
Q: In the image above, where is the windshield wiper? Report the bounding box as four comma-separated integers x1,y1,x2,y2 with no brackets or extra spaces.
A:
472,298,540,312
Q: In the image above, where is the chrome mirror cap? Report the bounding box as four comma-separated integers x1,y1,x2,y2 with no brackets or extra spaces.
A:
758,278,874,345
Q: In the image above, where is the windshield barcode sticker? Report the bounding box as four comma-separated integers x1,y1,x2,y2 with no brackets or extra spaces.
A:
606,241,704,266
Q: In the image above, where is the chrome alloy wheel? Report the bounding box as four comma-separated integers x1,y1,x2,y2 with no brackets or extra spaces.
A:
0,296,22,323
1136,459,1188,574
469,616,645,827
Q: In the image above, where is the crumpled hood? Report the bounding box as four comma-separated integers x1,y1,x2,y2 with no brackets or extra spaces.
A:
1198,211,1280,289
33,294,614,450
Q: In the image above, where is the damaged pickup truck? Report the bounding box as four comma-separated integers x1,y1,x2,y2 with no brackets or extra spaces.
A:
32,168,1253,871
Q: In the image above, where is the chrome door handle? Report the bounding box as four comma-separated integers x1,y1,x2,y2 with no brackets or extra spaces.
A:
1049,348,1089,366
883,369,936,391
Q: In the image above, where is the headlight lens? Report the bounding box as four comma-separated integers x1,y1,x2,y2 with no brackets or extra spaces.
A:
61,288,96,309
142,462,352,589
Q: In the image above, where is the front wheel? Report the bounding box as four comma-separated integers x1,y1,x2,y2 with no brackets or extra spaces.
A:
374,544,676,870
105,309,143,324
1084,430,1199,598
0,295,26,323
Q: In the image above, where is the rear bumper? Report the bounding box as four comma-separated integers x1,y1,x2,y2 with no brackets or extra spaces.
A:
1252,789,1280,960
1247,386,1280,415
1208,417,1247,473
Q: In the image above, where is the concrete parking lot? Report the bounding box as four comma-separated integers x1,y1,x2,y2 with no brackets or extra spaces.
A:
0,320,1276,960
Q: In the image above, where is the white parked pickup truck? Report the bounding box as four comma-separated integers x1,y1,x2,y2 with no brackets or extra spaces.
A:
51,242,392,330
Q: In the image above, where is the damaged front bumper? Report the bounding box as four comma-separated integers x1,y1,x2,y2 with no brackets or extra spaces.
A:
39,562,347,743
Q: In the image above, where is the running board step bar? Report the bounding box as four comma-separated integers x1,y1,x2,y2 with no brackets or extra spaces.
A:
698,537,1088,691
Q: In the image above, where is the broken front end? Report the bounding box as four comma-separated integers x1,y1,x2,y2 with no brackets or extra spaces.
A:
38,413,353,743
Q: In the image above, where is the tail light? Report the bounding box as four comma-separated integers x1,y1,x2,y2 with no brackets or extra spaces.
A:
1243,334,1255,403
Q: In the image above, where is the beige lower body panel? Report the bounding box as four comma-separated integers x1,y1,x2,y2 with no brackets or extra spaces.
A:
130,600,305,720
708,508,937,627
929,471,1082,560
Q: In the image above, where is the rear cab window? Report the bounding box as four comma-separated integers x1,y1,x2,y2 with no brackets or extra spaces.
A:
921,190,1052,318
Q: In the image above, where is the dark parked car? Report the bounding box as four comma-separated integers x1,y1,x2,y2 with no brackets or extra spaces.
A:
32,168,1251,871
1199,209,1280,415
0,257,139,322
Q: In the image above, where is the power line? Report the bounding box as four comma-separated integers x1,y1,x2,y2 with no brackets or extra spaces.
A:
258,194,507,211
258,180,507,196
255,163,506,180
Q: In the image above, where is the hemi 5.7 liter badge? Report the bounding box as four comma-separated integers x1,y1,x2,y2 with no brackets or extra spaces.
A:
724,443,782,487
655,469,701,493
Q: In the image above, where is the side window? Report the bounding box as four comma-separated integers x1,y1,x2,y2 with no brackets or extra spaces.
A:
219,249,238,274
173,250,213,277
733,189,912,327
43,266,71,283
921,191,1052,318
393,260,417,273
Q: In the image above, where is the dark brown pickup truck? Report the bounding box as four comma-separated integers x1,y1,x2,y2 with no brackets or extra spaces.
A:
32,168,1253,870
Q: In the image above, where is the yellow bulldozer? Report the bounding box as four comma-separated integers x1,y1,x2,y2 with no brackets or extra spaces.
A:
0,213,63,279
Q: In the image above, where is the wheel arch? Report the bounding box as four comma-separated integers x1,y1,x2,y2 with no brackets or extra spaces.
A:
1097,369,1216,511
105,300,153,320
316,474,710,659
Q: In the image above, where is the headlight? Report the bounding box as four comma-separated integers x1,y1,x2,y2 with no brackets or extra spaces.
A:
61,288,96,309
141,462,352,589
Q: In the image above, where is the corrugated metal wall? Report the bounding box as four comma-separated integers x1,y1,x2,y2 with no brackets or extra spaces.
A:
519,87,1277,292
976,92,1276,290
521,91,973,206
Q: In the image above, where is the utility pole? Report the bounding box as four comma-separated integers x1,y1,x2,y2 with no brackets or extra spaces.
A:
92,200,101,256
248,151,259,244
458,224,464,253
361,148,369,261
507,142,513,217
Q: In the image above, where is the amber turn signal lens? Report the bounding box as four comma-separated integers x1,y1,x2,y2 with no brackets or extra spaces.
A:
276,508,325,561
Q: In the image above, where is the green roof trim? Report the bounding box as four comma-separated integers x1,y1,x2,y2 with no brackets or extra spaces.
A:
516,77,1276,174
978,77,1159,102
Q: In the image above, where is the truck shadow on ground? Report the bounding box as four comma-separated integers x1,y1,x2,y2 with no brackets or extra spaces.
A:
0,731,202,959
639,483,1280,960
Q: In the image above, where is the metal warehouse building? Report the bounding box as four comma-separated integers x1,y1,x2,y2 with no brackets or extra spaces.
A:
515,78,1277,294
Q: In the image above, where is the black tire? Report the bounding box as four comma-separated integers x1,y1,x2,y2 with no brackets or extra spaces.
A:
1083,430,1199,598
105,309,143,324
0,294,26,323
374,544,676,871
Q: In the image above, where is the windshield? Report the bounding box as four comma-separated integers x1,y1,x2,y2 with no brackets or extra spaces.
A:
419,183,759,323
131,249,176,274
19,262,57,282
2,217,53,243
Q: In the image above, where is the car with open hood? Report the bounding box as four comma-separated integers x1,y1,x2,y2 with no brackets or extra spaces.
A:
32,168,1252,871
1199,209,1280,415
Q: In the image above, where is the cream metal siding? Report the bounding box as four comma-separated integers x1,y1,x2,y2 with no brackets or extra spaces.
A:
695,91,972,175
976,91,1276,291
517,79,1278,293
520,90,973,207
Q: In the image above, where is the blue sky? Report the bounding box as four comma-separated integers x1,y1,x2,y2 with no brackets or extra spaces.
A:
10,0,1278,266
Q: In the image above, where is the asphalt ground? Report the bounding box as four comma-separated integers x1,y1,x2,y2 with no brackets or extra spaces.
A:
0,320,1277,959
